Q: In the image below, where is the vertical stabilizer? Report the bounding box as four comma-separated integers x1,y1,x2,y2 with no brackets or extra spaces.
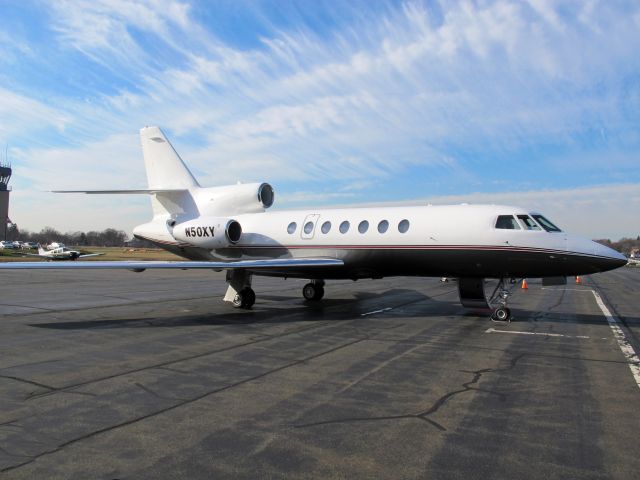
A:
139,126,200,217
140,126,200,189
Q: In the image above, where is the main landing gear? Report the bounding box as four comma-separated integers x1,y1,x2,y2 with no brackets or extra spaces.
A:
225,270,255,309
302,280,325,301
224,271,326,309
232,287,255,309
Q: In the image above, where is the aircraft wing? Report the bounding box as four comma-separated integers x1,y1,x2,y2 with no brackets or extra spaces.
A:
0,258,343,270
52,189,188,194
78,253,105,258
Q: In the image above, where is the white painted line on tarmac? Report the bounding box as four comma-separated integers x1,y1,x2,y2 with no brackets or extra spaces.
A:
485,327,590,339
541,287,594,292
591,290,640,391
361,307,392,317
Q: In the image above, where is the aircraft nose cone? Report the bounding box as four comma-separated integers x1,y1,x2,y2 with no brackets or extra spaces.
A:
592,241,628,271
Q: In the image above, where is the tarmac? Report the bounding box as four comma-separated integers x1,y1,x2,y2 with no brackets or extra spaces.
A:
0,267,638,479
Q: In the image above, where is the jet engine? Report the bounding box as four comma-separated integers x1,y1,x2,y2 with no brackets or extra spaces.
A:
172,217,242,248
194,182,274,216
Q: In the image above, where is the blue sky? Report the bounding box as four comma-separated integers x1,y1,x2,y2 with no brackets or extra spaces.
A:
1,0,639,238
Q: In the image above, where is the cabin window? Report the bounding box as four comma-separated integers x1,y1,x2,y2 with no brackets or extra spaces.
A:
339,221,350,234
517,215,541,231
321,221,331,234
304,221,314,234
398,219,410,233
495,215,520,230
531,214,562,232
378,220,389,233
287,222,297,234
358,220,369,234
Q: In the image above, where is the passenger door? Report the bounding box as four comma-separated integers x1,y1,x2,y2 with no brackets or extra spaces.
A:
301,214,320,240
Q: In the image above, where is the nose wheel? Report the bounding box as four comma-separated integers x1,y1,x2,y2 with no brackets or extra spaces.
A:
489,278,515,322
302,281,325,301
492,306,511,322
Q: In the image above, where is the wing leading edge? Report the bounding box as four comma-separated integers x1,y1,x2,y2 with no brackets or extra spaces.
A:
52,189,188,194
0,258,343,270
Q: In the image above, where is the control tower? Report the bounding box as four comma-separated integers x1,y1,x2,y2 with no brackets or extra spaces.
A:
0,162,11,241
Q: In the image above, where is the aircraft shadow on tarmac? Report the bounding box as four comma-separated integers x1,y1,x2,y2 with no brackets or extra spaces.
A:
28,289,444,330
27,288,639,331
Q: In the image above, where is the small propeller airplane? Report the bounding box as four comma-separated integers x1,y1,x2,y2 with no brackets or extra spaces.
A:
25,245,103,261
0,126,627,321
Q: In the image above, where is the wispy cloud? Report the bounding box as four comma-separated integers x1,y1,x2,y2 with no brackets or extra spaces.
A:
0,87,71,141
0,0,638,236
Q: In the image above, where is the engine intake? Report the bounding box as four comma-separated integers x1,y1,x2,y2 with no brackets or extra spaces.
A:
258,183,274,208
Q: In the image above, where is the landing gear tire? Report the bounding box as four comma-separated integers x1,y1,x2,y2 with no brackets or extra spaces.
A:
492,306,511,322
302,283,324,301
232,287,256,309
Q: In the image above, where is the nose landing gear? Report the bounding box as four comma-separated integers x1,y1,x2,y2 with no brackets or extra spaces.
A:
489,278,515,322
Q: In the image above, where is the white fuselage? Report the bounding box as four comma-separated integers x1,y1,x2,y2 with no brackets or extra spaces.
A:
133,203,624,279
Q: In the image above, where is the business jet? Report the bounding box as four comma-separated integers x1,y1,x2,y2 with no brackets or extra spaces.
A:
25,245,103,261
0,127,626,321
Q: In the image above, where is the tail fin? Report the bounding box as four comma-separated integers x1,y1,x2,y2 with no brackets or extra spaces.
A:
140,126,200,189
140,126,200,217
53,127,199,218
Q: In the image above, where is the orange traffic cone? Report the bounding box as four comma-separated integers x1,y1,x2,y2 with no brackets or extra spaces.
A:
522,279,528,290
576,276,582,284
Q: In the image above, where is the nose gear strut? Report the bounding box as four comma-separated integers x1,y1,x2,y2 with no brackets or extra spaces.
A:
488,277,518,322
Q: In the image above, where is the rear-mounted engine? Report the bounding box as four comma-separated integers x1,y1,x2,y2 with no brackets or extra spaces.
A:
172,217,242,248
193,182,275,216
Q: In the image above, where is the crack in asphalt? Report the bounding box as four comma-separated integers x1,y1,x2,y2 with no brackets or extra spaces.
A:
295,354,524,432
22,288,437,402
0,337,366,473
0,375,54,392
134,382,189,402
25,320,334,401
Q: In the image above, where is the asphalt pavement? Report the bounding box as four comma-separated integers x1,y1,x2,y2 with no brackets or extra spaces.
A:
0,268,638,479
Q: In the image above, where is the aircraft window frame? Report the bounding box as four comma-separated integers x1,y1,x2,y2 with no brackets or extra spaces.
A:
398,219,410,233
339,221,350,234
531,214,562,232
287,222,297,234
495,215,521,230
304,221,314,235
517,215,541,231
378,220,389,233
358,220,369,234
321,221,331,234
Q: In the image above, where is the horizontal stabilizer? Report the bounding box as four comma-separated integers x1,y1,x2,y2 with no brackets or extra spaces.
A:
0,258,344,270
52,189,189,194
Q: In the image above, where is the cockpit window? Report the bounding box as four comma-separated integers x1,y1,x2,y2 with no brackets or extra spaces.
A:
531,214,562,232
495,215,521,230
517,215,541,231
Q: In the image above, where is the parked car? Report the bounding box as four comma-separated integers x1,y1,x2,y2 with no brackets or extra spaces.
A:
20,242,39,250
0,241,16,249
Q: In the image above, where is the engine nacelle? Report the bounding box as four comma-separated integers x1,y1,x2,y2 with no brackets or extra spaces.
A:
172,217,242,249
194,182,274,216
